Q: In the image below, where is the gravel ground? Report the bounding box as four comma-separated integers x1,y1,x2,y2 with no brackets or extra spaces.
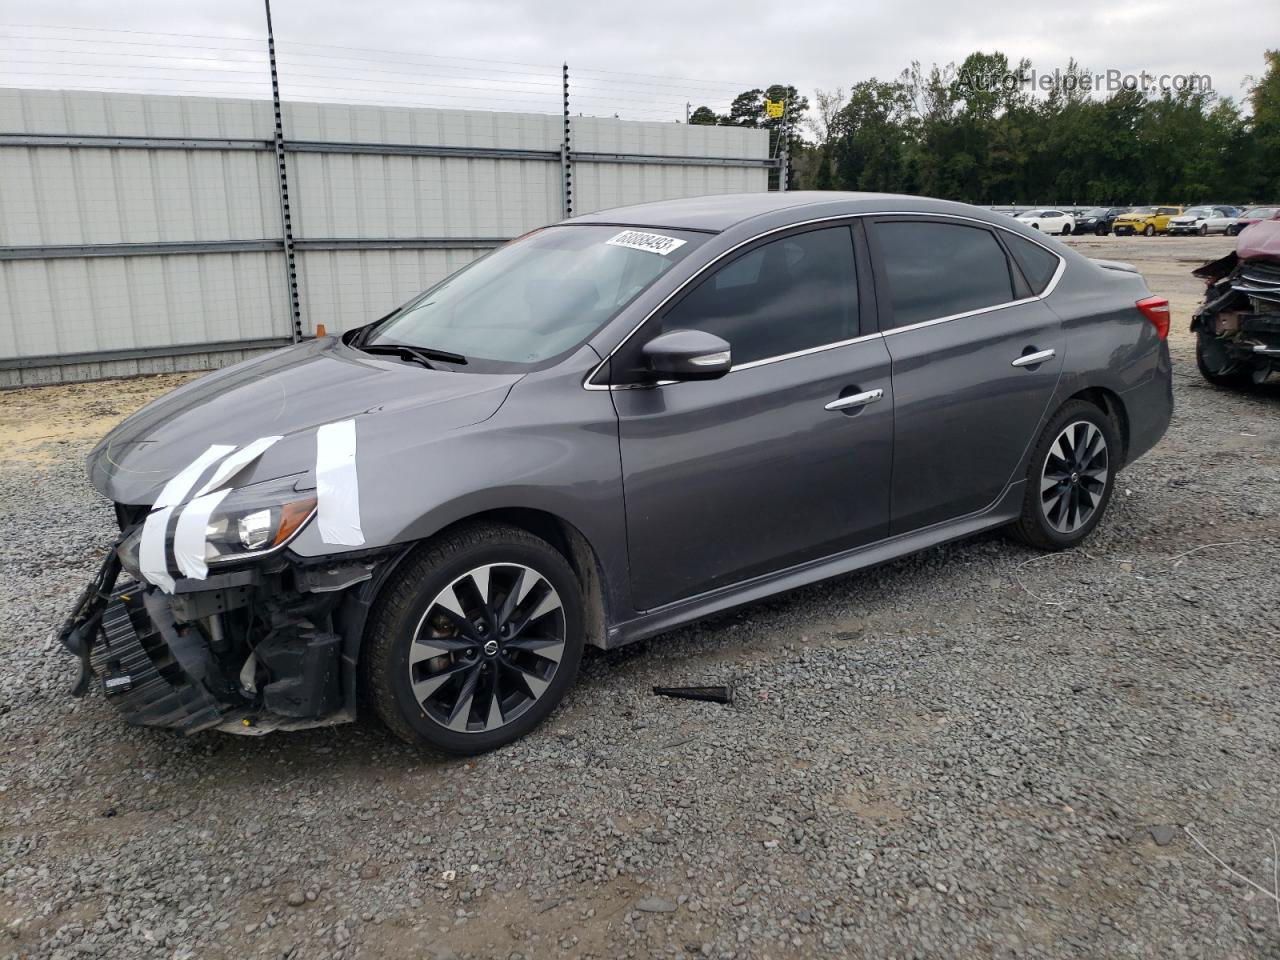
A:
2,236,1278,960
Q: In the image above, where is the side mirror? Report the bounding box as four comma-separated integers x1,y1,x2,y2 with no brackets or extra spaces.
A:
641,329,732,382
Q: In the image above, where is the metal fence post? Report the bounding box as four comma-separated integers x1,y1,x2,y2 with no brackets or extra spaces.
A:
561,63,573,219
264,0,303,342
779,100,790,193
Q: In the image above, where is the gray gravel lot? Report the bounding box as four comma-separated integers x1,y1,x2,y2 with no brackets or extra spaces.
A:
2,236,1278,959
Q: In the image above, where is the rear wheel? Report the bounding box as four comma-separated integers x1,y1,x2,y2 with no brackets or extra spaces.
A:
1061,223,1072,235
362,522,584,755
1143,224,1155,237
1011,401,1118,551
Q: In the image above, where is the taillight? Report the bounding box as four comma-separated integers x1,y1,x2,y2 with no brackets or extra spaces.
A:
1136,296,1170,339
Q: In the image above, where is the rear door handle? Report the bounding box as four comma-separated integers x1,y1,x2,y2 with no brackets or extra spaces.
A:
825,388,884,412
1012,348,1056,368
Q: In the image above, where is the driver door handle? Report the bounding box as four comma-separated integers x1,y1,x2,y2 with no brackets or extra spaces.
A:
1012,348,1056,367
825,388,884,412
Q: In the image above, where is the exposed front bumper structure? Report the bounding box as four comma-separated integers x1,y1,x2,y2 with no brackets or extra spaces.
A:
1192,250,1280,384
59,534,401,735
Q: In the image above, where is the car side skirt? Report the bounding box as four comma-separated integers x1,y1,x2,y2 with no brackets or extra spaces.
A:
603,480,1026,649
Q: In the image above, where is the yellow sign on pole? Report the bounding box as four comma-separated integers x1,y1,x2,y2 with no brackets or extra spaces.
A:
765,98,785,119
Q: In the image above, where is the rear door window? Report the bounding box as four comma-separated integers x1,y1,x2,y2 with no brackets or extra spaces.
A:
872,220,1017,329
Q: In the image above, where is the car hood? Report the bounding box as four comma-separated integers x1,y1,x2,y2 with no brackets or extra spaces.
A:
1169,214,1201,222
89,338,522,505
1238,219,1280,263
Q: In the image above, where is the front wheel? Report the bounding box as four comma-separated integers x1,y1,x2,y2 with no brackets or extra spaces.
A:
1195,329,1251,391
1010,401,1119,551
1198,224,1208,236
1143,224,1155,237
362,522,585,755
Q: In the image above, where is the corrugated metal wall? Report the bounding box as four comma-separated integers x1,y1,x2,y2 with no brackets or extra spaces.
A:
0,88,771,386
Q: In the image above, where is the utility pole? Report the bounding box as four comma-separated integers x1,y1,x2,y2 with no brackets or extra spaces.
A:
779,99,790,192
685,101,690,123
264,0,302,341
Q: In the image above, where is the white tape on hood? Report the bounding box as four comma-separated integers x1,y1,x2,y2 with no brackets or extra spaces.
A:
315,418,365,546
172,487,231,580
139,504,177,594
153,444,235,510
191,435,282,500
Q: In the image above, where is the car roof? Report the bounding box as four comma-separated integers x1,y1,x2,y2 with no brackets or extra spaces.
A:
566,191,976,233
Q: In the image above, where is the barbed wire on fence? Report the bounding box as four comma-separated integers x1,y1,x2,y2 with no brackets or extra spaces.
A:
0,24,751,124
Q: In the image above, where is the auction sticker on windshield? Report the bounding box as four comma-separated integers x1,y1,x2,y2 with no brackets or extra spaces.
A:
606,230,687,256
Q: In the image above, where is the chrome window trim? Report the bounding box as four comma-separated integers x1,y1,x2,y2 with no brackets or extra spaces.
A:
582,210,1067,391
730,331,883,371
880,295,1039,337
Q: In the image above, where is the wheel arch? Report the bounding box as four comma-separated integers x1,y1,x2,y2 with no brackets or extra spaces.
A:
352,506,610,653
1065,385,1130,465
435,508,610,651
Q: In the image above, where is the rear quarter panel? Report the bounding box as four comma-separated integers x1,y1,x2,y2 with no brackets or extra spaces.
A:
1041,258,1172,464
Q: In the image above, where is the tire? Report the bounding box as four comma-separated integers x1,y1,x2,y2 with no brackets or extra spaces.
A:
1010,400,1119,551
1198,223,1208,236
1061,224,1072,236
1195,329,1251,391
362,522,585,755
1142,224,1155,237
1227,225,1239,236
1095,225,1108,236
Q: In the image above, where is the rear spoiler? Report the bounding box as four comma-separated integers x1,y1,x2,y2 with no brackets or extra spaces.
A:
1090,258,1139,275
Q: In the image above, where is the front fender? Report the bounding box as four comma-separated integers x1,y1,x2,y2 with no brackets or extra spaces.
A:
286,359,631,617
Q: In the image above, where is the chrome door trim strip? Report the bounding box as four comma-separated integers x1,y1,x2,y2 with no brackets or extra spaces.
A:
583,210,1067,391
879,296,1038,336
730,331,883,372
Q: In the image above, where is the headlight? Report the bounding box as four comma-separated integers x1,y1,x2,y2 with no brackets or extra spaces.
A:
204,476,317,564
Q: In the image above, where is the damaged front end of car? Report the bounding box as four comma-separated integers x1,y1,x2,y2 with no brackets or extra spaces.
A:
1191,220,1280,387
57,505,405,735
57,415,403,736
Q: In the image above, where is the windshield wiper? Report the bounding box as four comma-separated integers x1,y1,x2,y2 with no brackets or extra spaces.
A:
358,343,460,369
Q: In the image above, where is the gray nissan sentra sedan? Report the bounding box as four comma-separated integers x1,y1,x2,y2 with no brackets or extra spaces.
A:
60,192,1173,754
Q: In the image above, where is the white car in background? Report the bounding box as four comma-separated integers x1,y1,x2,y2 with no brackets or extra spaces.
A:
1015,209,1076,235
1167,206,1239,236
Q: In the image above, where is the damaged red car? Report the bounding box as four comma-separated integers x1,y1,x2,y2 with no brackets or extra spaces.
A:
1192,220,1280,388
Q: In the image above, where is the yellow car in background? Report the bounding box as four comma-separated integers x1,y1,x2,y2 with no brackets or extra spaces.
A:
1112,206,1183,236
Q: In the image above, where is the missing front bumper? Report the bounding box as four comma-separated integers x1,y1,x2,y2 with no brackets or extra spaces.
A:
90,588,231,733
60,548,359,734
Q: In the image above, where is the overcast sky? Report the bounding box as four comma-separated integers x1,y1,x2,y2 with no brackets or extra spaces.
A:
0,0,1272,123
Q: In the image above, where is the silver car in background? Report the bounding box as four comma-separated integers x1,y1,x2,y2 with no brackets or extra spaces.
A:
1168,206,1240,236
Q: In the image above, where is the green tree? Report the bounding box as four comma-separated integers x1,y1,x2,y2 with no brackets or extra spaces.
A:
831,78,915,193
1246,50,1280,199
